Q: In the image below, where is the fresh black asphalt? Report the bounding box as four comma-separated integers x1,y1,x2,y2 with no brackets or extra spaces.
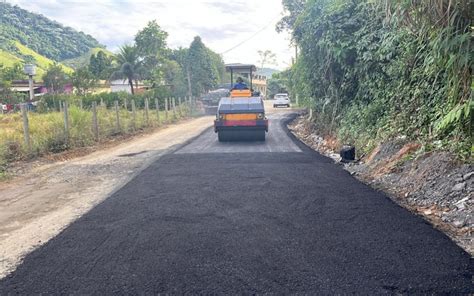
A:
0,112,472,294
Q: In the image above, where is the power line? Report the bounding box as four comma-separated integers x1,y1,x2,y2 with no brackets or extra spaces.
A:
220,15,281,55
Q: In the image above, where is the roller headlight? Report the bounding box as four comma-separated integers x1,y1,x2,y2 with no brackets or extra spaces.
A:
218,114,225,120
257,113,264,119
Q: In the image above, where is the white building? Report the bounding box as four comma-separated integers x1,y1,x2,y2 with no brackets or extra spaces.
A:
110,80,148,94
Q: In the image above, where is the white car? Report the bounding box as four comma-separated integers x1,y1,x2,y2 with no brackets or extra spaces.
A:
273,93,290,108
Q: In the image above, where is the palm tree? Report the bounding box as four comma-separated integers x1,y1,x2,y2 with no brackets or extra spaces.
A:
111,45,143,94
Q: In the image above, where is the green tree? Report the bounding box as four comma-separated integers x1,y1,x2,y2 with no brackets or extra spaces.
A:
71,67,97,95
169,47,192,96
276,0,307,33
187,36,219,96
89,51,112,80
135,20,168,57
0,64,27,104
42,63,69,94
267,72,289,98
134,20,169,81
281,0,472,155
111,45,143,94
161,59,187,97
1,63,25,81
206,48,226,84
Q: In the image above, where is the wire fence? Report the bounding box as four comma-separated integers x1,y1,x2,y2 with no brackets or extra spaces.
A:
0,96,199,166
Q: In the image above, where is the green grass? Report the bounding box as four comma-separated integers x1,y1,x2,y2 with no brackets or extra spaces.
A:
0,49,23,67
14,41,74,74
1,42,74,80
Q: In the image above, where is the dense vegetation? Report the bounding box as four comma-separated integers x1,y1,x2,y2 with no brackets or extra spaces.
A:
0,2,102,61
279,0,473,158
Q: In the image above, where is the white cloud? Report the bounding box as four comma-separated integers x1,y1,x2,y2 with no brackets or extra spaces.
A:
8,0,294,69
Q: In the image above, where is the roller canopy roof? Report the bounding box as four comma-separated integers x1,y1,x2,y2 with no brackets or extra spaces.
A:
218,97,264,114
225,63,257,73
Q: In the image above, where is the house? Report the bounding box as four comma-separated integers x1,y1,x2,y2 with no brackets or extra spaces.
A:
252,74,267,99
4,80,73,97
8,80,47,98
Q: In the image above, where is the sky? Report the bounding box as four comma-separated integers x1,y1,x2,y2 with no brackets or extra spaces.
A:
8,0,294,70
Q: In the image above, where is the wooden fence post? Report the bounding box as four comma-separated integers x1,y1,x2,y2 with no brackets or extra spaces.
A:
92,101,99,141
124,97,128,110
165,98,169,123
186,96,191,116
178,97,182,116
114,100,121,132
20,104,31,152
63,101,69,144
144,98,149,126
79,99,83,109
172,97,176,120
131,99,136,130
59,100,63,113
155,98,160,124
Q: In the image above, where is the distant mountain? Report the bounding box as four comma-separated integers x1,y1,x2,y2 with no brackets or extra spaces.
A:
0,2,103,61
256,68,280,79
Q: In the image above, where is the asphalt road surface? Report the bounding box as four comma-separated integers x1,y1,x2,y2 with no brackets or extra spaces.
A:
0,111,472,294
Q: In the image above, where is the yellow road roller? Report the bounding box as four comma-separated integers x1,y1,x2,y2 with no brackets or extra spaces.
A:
214,64,268,142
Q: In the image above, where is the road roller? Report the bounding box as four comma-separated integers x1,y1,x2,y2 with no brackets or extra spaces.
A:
214,64,268,142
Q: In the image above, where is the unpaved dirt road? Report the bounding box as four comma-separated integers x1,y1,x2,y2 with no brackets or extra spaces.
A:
0,107,472,294
0,116,213,278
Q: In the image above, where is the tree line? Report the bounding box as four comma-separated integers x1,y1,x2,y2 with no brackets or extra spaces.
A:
86,20,226,97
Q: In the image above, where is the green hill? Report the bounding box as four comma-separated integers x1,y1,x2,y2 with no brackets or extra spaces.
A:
256,68,280,78
62,47,115,69
0,50,22,68
0,41,73,80
0,2,103,61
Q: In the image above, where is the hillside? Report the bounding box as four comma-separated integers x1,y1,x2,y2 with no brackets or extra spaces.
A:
62,47,114,69
0,41,73,79
256,68,279,78
0,2,103,61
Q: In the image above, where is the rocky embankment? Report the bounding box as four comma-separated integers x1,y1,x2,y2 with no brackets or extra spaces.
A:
289,115,473,255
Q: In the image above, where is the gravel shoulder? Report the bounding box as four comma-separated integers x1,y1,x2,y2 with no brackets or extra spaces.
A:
0,116,213,278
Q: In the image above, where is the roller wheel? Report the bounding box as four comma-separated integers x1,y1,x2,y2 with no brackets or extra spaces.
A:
254,130,266,141
218,131,228,142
